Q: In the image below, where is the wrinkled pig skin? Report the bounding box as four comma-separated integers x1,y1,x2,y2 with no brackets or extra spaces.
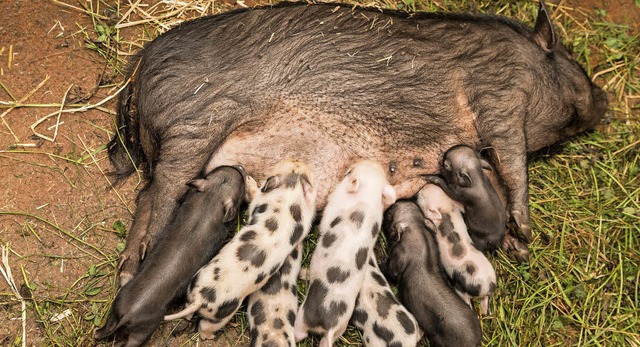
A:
108,1,608,283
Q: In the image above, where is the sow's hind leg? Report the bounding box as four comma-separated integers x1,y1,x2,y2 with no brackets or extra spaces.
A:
118,137,215,286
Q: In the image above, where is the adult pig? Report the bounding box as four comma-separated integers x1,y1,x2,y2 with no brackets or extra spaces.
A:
108,1,608,283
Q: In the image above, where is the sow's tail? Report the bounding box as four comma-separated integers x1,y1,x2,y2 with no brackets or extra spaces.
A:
107,57,147,184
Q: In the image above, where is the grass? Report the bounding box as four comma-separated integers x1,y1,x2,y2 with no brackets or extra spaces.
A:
0,0,638,346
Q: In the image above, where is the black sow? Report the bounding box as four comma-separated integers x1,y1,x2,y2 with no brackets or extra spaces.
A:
108,1,608,284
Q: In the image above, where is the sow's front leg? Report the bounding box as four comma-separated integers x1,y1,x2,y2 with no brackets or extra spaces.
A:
486,134,532,244
118,146,213,286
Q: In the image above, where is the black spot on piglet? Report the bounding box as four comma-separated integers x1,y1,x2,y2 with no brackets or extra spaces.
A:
250,300,266,326
355,248,368,270
200,287,217,302
396,310,416,334
322,232,337,248
237,243,267,267
254,203,268,214
290,204,302,223
215,298,240,320
265,217,279,232
371,271,387,287
351,308,368,325
290,223,304,245
349,210,365,228
373,322,395,342
376,291,396,319
326,267,350,284
260,273,282,295
287,309,296,326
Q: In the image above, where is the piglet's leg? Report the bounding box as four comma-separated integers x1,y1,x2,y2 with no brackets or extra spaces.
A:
198,320,217,340
480,296,491,316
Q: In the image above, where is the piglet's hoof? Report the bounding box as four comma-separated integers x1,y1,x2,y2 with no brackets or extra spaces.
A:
501,234,530,263
510,210,531,243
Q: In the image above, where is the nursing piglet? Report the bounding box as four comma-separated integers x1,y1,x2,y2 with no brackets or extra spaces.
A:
246,243,303,347
351,254,422,347
94,166,247,347
384,200,482,347
294,160,396,347
423,145,506,252
416,184,496,315
164,159,317,339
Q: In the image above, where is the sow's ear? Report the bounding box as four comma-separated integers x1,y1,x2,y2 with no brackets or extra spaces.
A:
533,0,557,51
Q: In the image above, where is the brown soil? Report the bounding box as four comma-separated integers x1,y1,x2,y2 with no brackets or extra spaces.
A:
0,0,638,346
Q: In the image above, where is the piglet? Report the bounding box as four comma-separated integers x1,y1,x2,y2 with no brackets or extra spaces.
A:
164,159,317,339
383,200,482,347
416,184,497,315
294,160,396,347
94,165,247,347
423,145,506,252
351,253,422,347
246,243,303,347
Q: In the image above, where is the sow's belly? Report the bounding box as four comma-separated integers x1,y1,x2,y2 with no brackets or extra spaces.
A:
205,109,478,210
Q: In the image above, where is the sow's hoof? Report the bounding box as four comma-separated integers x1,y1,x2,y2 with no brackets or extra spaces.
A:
501,234,530,263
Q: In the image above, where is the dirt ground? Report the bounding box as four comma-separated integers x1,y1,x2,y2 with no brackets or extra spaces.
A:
0,0,638,346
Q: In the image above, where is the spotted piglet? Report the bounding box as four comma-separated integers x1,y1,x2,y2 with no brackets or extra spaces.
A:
164,159,317,339
246,243,303,347
294,160,396,347
416,184,496,315
351,254,422,347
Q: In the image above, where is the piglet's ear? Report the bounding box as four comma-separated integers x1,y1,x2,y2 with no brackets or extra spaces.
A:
426,207,442,221
222,199,239,223
245,176,259,202
443,159,452,172
261,175,281,193
382,185,397,209
480,159,493,171
458,171,472,187
347,178,360,193
300,175,317,202
533,0,556,51
187,178,206,192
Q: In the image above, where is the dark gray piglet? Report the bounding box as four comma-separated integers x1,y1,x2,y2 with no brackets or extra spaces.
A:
294,160,396,347
383,200,482,347
109,0,607,283
351,252,422,347
94,165,247,347
246,243,303,347
417,184,496,315
423,145,506,252
164,159,317,340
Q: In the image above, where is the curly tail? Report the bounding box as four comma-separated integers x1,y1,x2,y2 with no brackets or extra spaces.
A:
107,58,147,184
164,303,200,321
